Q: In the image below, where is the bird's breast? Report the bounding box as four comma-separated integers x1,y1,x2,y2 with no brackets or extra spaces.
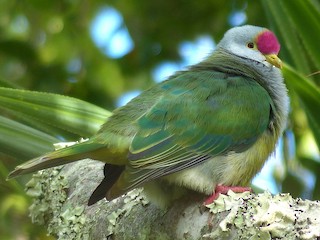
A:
164,130,278,195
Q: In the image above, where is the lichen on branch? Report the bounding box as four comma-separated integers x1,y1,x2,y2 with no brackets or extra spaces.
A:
25,160,320,240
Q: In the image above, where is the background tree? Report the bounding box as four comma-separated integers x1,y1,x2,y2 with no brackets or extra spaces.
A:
0,0,320,239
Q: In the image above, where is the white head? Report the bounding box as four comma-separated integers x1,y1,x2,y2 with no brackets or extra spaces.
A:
215,25,289,134
217,25,282,69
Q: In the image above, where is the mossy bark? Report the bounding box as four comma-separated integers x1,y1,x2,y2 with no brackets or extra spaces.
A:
26,159,320,240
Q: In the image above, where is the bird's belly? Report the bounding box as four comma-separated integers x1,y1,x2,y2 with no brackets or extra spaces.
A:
164,132,277,195
164,158,224,195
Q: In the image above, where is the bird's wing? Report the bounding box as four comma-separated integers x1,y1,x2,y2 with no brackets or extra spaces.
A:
126,70,273,189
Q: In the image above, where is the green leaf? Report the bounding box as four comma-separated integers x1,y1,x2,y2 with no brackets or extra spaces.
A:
0,116,58,159
262,1,311,73
277,0,320,70
0,87,112,137
282,171,305,198
0,77,22,89
283,65,320,149
272,0,320,68
3,108,81,140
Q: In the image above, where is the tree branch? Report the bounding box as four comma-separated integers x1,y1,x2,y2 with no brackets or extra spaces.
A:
25,160,320,239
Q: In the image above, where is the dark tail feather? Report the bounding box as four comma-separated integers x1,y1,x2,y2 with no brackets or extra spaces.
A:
88,164,125,205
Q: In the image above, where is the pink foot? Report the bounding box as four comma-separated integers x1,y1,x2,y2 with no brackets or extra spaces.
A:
204,185,252,205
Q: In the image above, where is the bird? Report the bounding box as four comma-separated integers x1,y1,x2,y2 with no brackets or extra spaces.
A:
8,25,289,208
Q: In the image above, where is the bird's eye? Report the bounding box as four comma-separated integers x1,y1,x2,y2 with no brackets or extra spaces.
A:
247,42,255,49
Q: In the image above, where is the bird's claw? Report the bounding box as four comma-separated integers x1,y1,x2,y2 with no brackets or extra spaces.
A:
204,185,252,205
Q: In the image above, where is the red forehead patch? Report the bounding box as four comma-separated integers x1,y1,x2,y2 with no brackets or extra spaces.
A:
256,31,280,55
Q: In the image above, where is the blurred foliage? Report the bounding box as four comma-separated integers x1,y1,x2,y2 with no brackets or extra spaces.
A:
0,0,319,239
263,0,320,200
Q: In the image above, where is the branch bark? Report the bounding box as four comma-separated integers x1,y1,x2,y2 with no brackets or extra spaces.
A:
25,159,320,240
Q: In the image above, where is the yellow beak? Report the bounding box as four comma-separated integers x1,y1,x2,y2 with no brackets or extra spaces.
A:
264,54,283,69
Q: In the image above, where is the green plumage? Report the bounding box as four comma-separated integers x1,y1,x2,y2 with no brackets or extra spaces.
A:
8,25,289,207
126,71,271,184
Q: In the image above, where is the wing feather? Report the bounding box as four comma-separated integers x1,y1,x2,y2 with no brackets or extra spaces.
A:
126,70,272,190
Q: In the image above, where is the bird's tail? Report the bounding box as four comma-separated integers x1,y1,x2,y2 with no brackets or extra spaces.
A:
8,140,106,179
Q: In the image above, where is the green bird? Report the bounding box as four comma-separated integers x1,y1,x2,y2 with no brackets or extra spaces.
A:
8,25,289,207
